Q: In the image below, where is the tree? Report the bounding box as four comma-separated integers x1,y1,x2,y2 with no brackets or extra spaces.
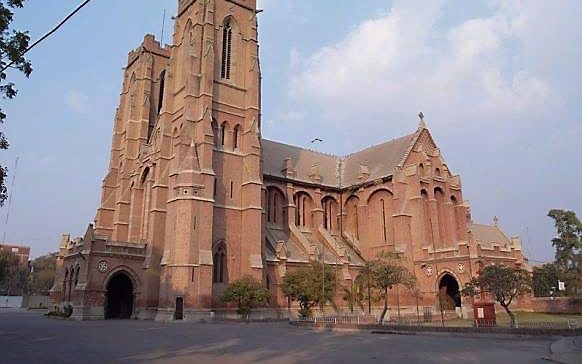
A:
0,249,13,281
0,249,28,296
373,253,415,323
462,265,531,328
355,260,377,314
532,263,559,298
341,281,364,313
1,0,33,205
220,276,271,319
282,262,337,319
28,253,56,295
548,209,582,296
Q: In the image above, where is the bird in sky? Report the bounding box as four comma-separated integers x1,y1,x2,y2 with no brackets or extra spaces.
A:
311,138,323,143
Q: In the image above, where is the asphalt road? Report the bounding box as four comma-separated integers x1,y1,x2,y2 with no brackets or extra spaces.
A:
0,310,555,364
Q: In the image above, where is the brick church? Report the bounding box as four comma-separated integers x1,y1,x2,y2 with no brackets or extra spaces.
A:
50,0,529,320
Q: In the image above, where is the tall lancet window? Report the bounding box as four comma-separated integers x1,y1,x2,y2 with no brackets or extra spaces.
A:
221,19,233,80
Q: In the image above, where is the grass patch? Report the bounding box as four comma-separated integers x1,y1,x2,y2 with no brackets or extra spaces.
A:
497,311,582,324
408,312,582,328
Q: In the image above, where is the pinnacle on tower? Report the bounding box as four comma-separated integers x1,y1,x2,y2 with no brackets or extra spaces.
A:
418,111,427,129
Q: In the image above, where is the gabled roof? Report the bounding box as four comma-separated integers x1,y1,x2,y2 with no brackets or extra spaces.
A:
262,139,340,187
342,132,417,186
470,223,514,249
262,128,421,188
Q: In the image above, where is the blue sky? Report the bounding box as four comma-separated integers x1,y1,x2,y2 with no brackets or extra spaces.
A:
1,0,581,262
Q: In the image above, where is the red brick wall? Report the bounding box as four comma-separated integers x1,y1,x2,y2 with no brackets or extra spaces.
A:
531,297,582,314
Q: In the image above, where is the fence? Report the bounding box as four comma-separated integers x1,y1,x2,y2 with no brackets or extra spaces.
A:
0,296,23,308
295,313,579,331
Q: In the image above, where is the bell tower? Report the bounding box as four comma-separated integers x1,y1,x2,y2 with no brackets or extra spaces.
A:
157,0,262,320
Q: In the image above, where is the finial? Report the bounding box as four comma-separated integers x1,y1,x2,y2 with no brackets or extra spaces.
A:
418,112,427,129
493,216,499,226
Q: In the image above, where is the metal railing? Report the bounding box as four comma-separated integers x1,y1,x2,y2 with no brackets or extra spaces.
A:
295,314,579,331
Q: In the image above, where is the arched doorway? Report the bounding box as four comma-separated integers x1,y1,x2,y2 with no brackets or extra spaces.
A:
438,273,461,310
105,272,134,319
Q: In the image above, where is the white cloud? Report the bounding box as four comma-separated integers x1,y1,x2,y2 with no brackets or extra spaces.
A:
66,91,90,113
288,0,564,130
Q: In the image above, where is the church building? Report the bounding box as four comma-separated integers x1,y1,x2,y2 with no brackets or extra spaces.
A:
50,0,529,320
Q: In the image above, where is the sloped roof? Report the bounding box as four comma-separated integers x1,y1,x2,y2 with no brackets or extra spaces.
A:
262,130,419,188
342,133,417,186
471,223,512,248
262,139,340,186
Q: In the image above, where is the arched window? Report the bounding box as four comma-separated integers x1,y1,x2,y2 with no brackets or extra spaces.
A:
368,189,393,244
221,19,233,80
67,267,73,301
129,73,138,120
345,196,360,240
220,122,228,147
213,243,227,283
294,192,312,228
450,195,459,243
266,275,272,304
322,196,338,231
233,124,241,150
63,269,69,301
421,189,433,245
434,187,447,247
273,193,278,223
419,163,425,177
381,199,387,242
435,168,441,177
157,70,166,115
267,190,272,223
74,266,80,286
266,187,286,226
141,167,150,185
211,120,219,147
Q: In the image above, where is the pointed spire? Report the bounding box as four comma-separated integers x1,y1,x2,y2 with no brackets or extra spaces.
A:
418,112,427,129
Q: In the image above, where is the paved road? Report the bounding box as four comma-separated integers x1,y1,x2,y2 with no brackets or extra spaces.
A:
0,310,555,364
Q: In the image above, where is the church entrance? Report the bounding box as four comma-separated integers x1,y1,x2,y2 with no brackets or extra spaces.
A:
175,297,184,321
105,272,134,319
438,273,461,310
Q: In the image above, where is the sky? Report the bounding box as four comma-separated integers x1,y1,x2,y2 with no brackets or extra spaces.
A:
1,0,580,262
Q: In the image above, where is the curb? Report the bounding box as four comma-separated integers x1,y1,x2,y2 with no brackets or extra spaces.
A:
544,337,582,364
290,322,582,338
292,322,564,341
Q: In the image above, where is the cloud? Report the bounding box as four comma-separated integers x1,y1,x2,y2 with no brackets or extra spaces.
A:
288,0,565,131
66,91,90,113
274,0,582,262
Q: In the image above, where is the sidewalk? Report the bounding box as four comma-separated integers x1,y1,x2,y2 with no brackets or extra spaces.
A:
546,336,582,364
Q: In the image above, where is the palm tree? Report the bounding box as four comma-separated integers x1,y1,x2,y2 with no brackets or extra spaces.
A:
355,260,378,314
374,253,415,324
342,281,364,313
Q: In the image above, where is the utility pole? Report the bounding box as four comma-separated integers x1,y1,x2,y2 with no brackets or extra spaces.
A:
321,246,325,315
160,9,167,46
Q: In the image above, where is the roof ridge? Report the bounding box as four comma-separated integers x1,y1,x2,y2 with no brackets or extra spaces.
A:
262,138,340,159
342,131,417,159
263,130,417,160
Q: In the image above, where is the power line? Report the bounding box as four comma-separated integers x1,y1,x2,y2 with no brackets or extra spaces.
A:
2,156,19,244
1,0,94,73
160,8,167,46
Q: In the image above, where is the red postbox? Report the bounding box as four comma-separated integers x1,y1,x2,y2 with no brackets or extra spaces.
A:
473,302,496,327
